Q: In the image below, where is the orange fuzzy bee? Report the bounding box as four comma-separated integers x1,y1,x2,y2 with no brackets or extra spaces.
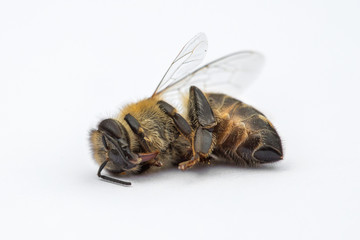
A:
89,33,283,185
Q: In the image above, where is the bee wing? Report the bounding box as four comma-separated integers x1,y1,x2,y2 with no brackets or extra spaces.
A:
156,51,265,97
152,33,208,97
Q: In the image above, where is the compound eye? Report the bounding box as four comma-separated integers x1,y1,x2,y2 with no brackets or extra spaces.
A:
98,119,123,139
98,119,131,146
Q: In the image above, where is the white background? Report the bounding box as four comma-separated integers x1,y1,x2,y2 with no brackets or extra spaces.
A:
1,1,360,239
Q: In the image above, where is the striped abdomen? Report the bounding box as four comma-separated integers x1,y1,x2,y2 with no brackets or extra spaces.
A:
207,93,283,166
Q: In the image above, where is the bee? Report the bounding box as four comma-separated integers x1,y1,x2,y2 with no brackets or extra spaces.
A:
89,33,283,186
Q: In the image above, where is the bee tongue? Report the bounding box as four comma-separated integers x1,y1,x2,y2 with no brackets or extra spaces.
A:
138,152,159,163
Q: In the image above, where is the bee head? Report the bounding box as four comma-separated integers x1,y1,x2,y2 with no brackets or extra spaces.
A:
90,118,158,186
89,118,140,186
97,119,140,172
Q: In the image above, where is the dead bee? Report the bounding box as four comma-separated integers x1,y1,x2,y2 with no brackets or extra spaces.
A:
89,33,283,186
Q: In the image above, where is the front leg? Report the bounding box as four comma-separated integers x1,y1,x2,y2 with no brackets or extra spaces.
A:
158,86,217,170
124,114,162,167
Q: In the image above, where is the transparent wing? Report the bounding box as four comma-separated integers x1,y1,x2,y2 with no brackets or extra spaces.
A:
156,51,265,99
152,33,208,97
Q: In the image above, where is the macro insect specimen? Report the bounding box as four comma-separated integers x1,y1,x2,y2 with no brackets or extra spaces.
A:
89,33,283,186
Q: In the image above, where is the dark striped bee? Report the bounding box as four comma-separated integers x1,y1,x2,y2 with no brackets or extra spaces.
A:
89,33,283,186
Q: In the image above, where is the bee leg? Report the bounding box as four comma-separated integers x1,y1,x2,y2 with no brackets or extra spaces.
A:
188,86,217,129
158,87,216,170
124,113,150,151
157,100,195,168
124,113,162,167
178,86,217,170
178,127,214,170
157,100,192,139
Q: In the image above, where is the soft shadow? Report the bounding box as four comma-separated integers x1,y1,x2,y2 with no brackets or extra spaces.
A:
109,160,288,185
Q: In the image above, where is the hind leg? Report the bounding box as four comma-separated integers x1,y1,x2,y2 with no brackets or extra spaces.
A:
158,86,217,170
179,86,217,170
